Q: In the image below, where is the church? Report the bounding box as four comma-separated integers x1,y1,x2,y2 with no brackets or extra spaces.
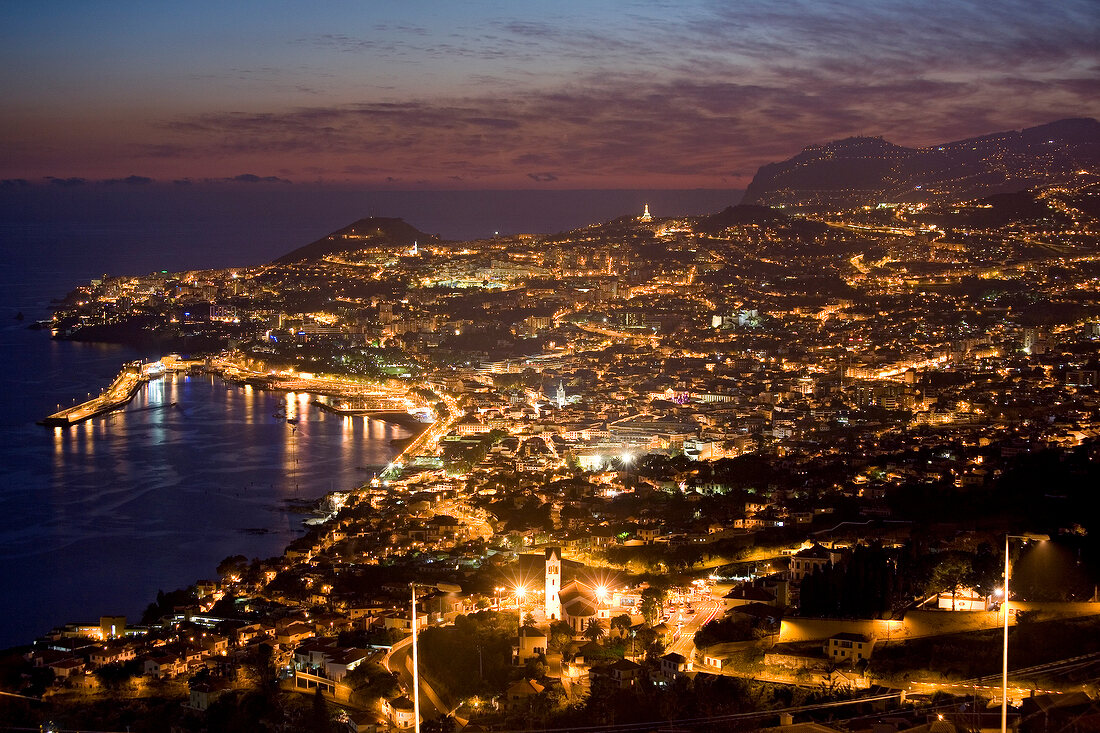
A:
544,547,612,633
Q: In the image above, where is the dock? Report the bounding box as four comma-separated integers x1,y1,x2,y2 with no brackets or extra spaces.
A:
38,367,149,427
308,399,430,430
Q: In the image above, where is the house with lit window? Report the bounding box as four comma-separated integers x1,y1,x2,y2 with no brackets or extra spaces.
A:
825,632,874,663
788,544,843,582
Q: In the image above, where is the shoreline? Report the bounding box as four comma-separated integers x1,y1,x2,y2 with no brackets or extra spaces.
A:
20,356,427,648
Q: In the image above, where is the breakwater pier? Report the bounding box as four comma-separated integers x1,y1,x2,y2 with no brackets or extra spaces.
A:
38,365,149,427
36,358,195,427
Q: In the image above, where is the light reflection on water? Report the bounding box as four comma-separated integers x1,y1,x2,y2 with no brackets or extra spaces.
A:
7,373,407,646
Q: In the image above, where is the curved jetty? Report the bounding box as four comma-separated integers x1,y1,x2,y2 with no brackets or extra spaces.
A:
38,366,148,427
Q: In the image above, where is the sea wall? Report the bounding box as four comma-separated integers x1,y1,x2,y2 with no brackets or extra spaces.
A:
779,602,1100,644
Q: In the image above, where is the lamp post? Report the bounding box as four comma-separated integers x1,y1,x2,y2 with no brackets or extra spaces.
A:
514,585,528,630
1002,533,1048,733
410,584,421,733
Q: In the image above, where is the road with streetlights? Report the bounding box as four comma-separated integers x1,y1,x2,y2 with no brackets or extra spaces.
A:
665,595,723,661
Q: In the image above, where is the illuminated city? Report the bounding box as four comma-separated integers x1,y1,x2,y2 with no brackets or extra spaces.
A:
2,1,1100,732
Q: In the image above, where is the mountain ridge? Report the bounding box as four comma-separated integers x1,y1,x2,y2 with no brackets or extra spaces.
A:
743,118,1100,208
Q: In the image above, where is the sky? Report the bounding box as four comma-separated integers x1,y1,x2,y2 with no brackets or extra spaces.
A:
2,0,1098,190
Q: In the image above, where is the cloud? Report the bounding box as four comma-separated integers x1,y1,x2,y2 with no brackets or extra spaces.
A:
65,0,1096,187
0,178,30,188
45,176,87,187
225,173,292,183
104,175,154,185
146,64,1097,188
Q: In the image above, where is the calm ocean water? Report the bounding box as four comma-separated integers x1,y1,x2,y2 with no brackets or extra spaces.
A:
0,186,740,648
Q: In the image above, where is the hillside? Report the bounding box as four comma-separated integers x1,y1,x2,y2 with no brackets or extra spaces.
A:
743,118,1100,209
272,217,437,264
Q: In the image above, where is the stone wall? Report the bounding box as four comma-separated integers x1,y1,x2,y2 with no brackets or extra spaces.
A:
778,602,1100,644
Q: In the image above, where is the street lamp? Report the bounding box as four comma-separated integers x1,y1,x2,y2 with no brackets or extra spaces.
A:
514,585,528,623
1002,533,1048,733
620,453,633,491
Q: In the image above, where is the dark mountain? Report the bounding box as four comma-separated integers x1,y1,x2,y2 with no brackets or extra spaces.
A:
696,204,794,230
695,204,828,236
272,217,437,264
743,118,1100,209
916,190,1080,230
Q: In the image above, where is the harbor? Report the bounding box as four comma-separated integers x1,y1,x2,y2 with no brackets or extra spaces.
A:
37,354,438,432
38,363,152,427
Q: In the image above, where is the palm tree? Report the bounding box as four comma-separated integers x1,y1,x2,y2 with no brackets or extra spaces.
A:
582,618,604,642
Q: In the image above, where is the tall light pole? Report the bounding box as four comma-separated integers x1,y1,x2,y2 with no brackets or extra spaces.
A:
514,585,528,630
410,581,461,733
410,584,421,733
1002,533,1048,733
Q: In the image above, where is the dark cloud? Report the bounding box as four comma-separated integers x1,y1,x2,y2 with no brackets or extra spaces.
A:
527,172,558,182
104,175,154,185
226,174,292,184
45,176,87,187
0,178,30,188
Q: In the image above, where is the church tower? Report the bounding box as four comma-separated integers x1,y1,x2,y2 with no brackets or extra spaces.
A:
545,547,562,620
555,380,566,409
639,203,652,222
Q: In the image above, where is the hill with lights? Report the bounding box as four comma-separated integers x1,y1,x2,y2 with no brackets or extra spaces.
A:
272,217,438,265
743,118,1100,209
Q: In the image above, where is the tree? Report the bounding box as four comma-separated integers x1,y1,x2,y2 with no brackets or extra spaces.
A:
583,618,605,642
523,611,537,628
524,655,548,680
969,542,1001,596
309,686,333,733
609,614,632,638
217,554,249,582
243,642,278,698
94,660,143,690
929,552,973,610
639,586,667,626
547,620,574,654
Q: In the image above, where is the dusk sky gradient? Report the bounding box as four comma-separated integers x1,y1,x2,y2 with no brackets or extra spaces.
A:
3,0,1099,189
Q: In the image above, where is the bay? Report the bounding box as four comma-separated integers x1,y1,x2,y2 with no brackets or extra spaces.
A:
0,186,741,649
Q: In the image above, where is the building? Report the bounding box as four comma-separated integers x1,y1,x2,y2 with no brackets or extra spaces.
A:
558,579,611,633
545,547,562,620
825,633,874,663
386,696,416,729
504,678,545,711
513,626,548,665
660,651,692,681
936,587,991,611
788,544,843,582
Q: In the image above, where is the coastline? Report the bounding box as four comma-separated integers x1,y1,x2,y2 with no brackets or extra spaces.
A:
13,354,435,647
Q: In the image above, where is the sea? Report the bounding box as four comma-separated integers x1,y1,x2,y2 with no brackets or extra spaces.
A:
0,185,740,649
